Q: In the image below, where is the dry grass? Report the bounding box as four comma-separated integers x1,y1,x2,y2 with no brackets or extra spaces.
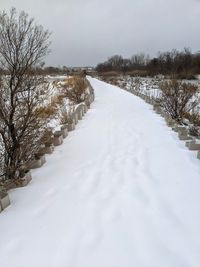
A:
99,71,121,77
35,104,57,119
185,112,200,127
125,70,148,77
63,76,88,104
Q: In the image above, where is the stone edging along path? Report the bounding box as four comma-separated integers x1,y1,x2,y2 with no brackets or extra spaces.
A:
123,87,200,161
0,80,95,213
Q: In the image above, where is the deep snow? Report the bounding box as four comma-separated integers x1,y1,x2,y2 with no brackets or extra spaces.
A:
0,77,200,267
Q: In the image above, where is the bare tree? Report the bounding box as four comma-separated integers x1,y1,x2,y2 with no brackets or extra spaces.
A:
159,79,199,122
130,53,149,68
0,8,50,180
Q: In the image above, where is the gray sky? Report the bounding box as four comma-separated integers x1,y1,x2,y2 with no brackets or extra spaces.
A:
1,0,200,66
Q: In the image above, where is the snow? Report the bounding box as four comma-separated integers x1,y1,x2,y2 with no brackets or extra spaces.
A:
0,77,200,267
46,75,69,81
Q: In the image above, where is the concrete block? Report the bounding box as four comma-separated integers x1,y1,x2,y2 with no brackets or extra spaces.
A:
178,133,192,141
80,103,87,114
172,125,188,141
72,112,78,124
45,145,54,154
53,131,63,146
26,153,46,170
89,93,95,103
3,179,16,191
161,111,168,118
40,145,54,154
34,149,46,162
81,107,85,117
186,140,200,150
67,122,75,131
0,191,10,210
61,125,68,138
77,108,83,120
0,170,32,191
144,96,150,103
41,131,53,145
150,99,154,105
44,138,54,147
165,117,176,127
172,125,185,133
40,155,46,165
177,127,188,136
27,159,42,169
186,140,194,148
0,185,4,191
18,171,32,187
153,105,161,112
85,98,90,108
155,108,162,114
83,104,88,113
158,110,165,117
82,106,85,115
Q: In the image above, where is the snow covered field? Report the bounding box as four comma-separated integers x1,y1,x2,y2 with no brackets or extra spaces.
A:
0,77,200,267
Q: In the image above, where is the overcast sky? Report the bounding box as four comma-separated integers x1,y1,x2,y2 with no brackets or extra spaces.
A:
1,0,200,66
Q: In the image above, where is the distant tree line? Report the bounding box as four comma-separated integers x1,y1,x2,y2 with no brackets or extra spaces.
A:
96,48,200,79
96,53,149,73
0,64,88,76
0,65,67,76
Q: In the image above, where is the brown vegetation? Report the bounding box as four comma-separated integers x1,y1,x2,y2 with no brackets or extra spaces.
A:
159,79,198,122
35,105,56,120
62,76,88,104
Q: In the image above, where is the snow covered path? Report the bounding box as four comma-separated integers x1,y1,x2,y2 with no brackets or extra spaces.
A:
0,77,200,267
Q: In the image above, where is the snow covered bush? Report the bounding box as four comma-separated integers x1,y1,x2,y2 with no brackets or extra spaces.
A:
159,79,198,122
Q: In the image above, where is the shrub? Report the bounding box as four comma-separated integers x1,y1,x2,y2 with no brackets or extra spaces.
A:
35,105,56,120
184,111,200,126
63,76,88,104
189,126,199,137
159,79,198,122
